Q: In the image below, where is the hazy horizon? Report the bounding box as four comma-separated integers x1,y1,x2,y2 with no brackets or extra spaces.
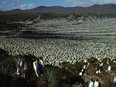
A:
0,0,116,11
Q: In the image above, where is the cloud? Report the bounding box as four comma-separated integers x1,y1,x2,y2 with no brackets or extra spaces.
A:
0,0,21,10
0,0,35,11
20,3,34,9
65,0,116,7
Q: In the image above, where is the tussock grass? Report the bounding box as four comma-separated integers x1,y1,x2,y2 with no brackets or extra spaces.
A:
0,48,115,87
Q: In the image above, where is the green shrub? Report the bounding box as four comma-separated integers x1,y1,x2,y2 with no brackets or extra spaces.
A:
36,65,61,87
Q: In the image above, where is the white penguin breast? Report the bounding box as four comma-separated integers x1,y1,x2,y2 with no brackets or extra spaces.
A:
94,81,99,87
89,81,94,87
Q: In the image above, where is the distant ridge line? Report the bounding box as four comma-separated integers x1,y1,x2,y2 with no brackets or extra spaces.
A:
3,3,116,12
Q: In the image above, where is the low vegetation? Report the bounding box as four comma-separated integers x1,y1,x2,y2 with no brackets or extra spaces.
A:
0,11,116,31
0,48,115,87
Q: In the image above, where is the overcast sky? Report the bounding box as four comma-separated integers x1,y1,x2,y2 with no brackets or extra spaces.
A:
0,0,116,11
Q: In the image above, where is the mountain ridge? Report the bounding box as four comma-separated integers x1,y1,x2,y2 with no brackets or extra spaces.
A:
3,3,116,13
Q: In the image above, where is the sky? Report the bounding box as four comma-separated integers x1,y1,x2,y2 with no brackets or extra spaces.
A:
0,0,116,11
